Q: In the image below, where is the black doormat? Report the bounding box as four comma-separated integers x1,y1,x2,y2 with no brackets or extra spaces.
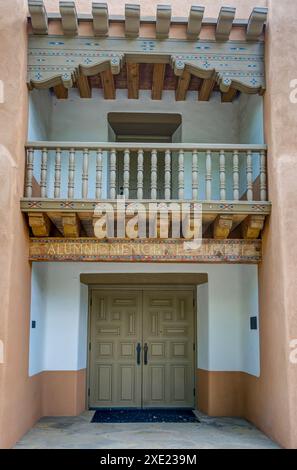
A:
91,408,200,423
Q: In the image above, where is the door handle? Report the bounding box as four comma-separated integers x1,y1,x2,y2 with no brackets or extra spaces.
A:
144,343,148,365
136,342,141,365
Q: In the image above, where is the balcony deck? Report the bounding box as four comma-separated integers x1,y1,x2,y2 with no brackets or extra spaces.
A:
21,141,270,262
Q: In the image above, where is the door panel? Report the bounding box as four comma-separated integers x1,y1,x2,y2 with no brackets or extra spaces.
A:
89,290,142,408
142,290,195,408
89,288,195,408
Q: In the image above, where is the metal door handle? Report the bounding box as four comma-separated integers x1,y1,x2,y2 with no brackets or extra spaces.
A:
136,342,141,365
144,343,148,365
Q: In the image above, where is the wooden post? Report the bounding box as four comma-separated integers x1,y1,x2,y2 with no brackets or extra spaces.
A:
96,149,103,199
54,148,61,198
192,150,198,200
246,150,253,201
68,148,75,199
219,150,226,200
123,148,130,198
40,148,48,198
164,149,171,200
137,149,144,200
82,148,89,199
206,150,212,200
233,150,239,201
178,149,184,200
151,149,157,200
25,148,34,198
109,149,117,199
260,150,267,201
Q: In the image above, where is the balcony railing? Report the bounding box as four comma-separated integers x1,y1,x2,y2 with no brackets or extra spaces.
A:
24,142,268,203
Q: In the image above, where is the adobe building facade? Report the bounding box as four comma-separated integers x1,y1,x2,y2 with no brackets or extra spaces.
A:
0,0,297,449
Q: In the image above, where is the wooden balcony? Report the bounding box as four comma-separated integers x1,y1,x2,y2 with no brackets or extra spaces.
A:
21,142,270,245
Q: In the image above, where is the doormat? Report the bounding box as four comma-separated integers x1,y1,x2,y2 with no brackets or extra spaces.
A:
91,408,200,423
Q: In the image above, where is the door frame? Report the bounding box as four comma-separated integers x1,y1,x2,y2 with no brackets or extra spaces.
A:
86,284,197,409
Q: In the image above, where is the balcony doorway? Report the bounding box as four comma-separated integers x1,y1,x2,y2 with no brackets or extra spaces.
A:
108,113,182,199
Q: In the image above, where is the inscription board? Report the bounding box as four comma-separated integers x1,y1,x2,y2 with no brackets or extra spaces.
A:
29,238,262,263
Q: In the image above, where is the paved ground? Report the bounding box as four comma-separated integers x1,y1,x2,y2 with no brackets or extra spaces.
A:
15,411,279,449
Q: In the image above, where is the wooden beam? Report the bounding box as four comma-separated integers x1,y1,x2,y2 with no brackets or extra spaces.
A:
28,0,48,35
213,215,233,239
29,238,262,264
126,62,139,99
246,7,268,41
242,215,265,239
61,213,80,238
221,87,238,103
175,69,191,101
100,68,115,99
187,5,204,40
59,0,78,36
156,5,171,39
92,2,109,37
216,6,236,41
125,4,140,38
53,84,68,99
28,212,51,237
152,63,166,100
76,74,91,98
198,78,216,101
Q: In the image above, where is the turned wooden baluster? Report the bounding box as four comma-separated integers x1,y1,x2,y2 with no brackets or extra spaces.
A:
68,148,75,199
205,150,212,200
82,148,89,199
109,149,117,199
219,149,226,201
246,150,253,201
25,147,34,197
233,150,239,201
96,149,103,199
151,149,157,200
123,148,130,199
54,147,61,198
178,149,184,200
192,150,198,200
40,147,48,198
260,150,267,201
164,149,171,200
137,149,144,200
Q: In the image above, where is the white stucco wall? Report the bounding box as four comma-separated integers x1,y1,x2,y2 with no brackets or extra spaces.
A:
29,262,260,377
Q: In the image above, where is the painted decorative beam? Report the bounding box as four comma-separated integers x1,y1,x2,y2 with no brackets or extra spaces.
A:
213,215,233,239
28,0,48,35
156,5,171,39
28,212,51,237
246,7,268,41
92,2,109,37
152,63,166,100
187,5,204,41
125,4,140,38
59,1,78,36
100,68,115,99
216,6,236,41
126,62,139,99
175,69,191,101
242,214,265,239
29,238,262,264
28,36,265,96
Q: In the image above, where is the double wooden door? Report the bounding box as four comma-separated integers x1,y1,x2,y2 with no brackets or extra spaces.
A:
89,288,195,408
